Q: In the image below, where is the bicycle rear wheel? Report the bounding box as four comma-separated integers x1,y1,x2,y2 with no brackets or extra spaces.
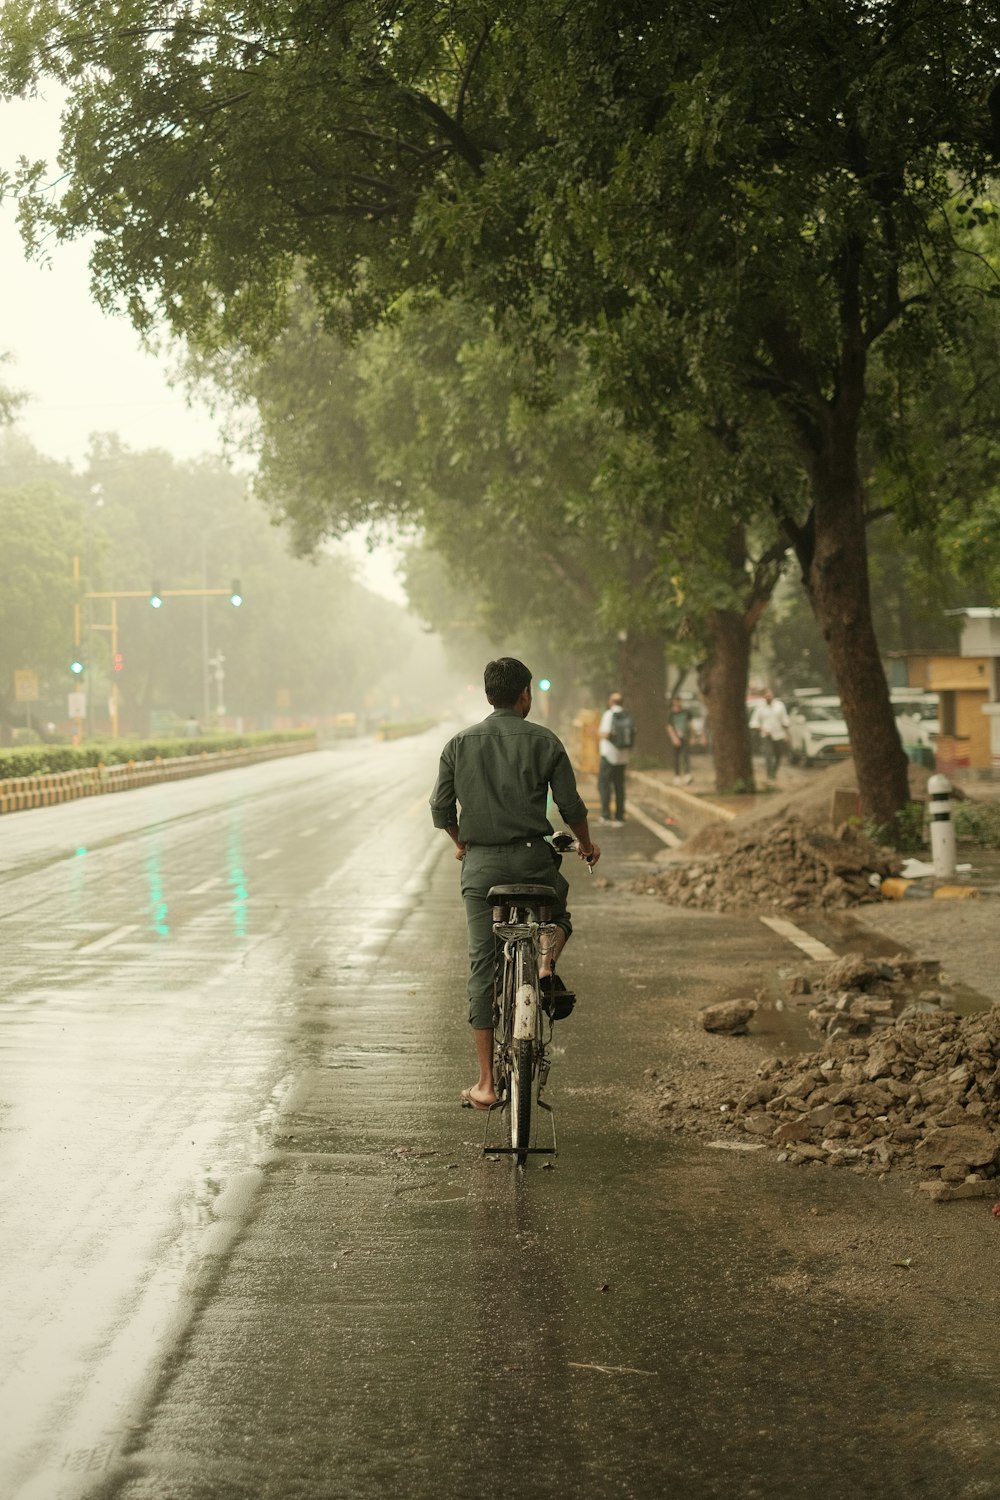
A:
492,945,515,1108
509,940,538,1162
510,1037,533,1161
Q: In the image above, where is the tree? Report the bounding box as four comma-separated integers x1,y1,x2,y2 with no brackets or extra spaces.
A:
212,289,802,770
9,3,1000,816
79,435,441,732
0,473,85,739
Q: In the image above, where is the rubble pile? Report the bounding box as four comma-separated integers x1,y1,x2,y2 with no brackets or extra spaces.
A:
732,1005,1000,1196
636,816,899,913
796,954,949,1037
651,988,1000,1199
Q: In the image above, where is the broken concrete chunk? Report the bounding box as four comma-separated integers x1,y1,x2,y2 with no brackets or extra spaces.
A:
914,1124,999,1169
918,1178,998,1203
698,999,758,1034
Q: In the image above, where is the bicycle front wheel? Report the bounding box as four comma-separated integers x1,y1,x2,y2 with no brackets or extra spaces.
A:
510,1037,533,1160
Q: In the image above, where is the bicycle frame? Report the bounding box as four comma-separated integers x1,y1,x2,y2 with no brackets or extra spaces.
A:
482,885,558,1163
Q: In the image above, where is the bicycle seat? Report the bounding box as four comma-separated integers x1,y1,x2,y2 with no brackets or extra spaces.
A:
487,883,556,913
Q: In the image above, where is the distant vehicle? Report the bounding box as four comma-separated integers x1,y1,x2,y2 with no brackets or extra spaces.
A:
787,697,852,765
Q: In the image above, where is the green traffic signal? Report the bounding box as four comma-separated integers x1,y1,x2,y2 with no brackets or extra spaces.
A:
229,578,243,607
149,582,163,608
538,678,552,692
70,648,84,675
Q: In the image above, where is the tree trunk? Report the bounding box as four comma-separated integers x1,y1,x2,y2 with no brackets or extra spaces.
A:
622,630,668,760
806,410,910,828
699,608,756,791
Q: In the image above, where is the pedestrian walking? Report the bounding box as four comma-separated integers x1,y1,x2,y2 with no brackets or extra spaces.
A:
598,691,635,824
749,688,790,779
667,695,693,784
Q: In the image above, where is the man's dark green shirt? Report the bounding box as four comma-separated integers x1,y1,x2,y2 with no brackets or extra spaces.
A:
429,709,588,845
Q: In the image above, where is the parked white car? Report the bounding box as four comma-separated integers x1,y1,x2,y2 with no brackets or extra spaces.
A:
787,697,852,765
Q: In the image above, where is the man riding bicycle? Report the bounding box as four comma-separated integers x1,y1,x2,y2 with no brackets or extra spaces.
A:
429,658,600,1111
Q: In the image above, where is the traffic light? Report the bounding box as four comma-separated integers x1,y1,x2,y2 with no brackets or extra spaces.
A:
70,647,84,676
229,578,243,607
149,582,163,608
538,678,552,692
113,652,124,673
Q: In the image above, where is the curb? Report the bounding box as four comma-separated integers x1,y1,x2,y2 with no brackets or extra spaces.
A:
628,770,736,823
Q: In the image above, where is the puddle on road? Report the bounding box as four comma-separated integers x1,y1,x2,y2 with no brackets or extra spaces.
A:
754,965,994,1055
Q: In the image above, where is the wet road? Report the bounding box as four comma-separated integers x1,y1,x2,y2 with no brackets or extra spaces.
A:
2,736,998,1500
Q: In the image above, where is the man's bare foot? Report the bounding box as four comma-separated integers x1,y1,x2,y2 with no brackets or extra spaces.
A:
460,1086,497,1111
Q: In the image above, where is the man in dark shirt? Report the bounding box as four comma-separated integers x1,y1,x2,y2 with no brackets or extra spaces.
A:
430,657,600,1110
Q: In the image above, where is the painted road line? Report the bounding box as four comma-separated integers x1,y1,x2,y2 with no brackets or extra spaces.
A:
625,802,683,849
188,876,222,895
759,916,836,962
76,924,140,956
257,848,280,861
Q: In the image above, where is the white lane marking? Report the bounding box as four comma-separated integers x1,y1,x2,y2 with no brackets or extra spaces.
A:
759,916,836,962
299,827,318,838
187,876,222,895
76,924,140,956
624,802,682,849
257,848,280,861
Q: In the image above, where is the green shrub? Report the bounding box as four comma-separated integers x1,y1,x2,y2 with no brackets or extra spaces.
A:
953,799,1000,848
0,730,315,781
375,719,438,741
862,801,927,853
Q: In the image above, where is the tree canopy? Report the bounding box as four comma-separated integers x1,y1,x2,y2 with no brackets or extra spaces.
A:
6,1,1000,815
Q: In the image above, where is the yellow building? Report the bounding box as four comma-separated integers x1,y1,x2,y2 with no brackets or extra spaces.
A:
892,609,1000,772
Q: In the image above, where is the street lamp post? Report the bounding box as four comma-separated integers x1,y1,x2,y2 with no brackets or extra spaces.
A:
201,522,243,726
209,651,226,719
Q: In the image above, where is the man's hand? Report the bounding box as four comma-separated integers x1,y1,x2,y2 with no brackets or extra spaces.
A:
454,842,468,861
578,841,600,868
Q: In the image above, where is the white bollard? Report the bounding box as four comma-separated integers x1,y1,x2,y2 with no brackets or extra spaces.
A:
927,773,957,880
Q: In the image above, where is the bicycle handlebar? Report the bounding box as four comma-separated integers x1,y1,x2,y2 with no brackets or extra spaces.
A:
549,830,597,873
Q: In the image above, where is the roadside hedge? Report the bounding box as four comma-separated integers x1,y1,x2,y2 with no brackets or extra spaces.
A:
0,730,316,781
375,719,439,741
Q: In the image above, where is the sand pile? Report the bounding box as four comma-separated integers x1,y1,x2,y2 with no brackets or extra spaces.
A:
636,815,899,913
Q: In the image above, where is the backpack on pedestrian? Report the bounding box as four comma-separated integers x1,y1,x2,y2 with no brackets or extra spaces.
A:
608,709,636,750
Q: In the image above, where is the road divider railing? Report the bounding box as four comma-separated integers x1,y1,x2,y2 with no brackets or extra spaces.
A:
0,734,318,815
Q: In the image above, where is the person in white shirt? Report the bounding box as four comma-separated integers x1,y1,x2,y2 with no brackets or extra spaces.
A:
598,691,631,824
749,688,790,779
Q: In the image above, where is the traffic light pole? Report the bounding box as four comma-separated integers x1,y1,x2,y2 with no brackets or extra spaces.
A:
72,556,244,739
72,557,83,742
90,599,120,737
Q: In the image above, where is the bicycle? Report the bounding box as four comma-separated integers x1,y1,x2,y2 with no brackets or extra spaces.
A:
481,833,591,1164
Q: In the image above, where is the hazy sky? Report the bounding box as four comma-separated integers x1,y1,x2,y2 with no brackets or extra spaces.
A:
0,91,407,602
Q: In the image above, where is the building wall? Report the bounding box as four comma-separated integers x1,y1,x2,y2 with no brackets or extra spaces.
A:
927,655,992,692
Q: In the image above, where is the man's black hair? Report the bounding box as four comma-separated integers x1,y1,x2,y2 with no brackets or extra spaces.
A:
484,657,532,708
